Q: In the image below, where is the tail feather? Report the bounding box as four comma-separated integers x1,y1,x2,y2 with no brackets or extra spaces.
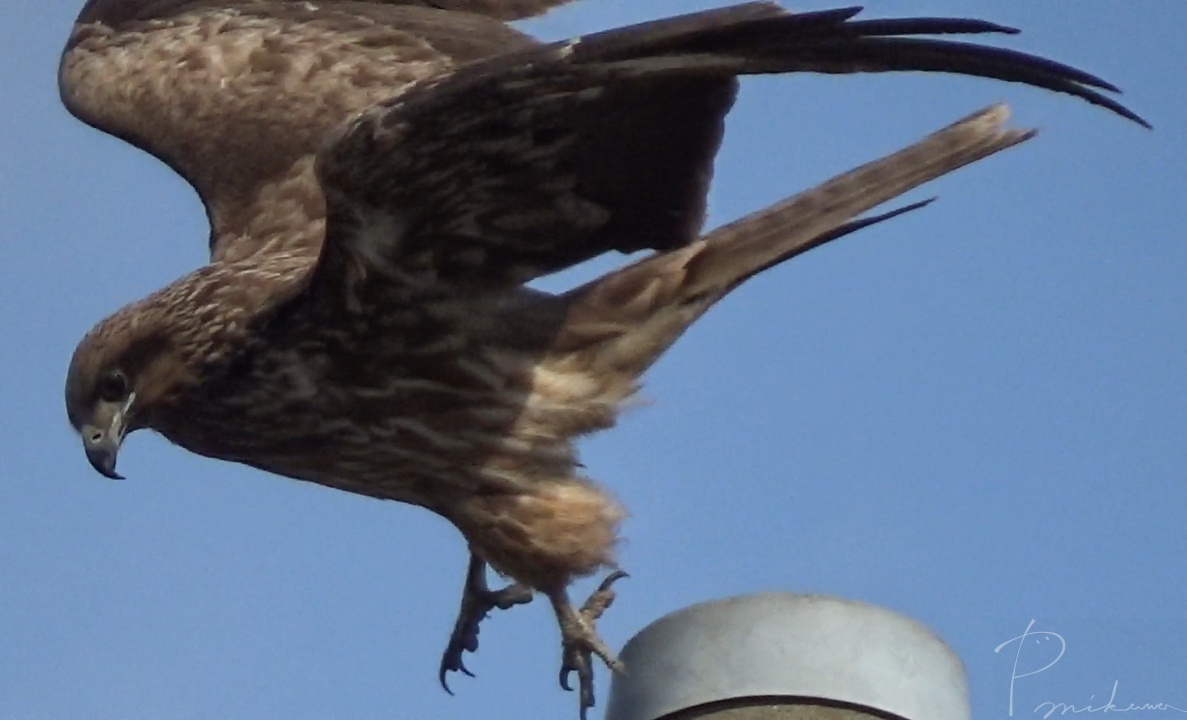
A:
554,104,1032,374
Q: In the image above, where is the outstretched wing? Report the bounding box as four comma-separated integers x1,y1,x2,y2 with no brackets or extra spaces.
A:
73,0,579,25
60,0,541,262
312,3,1144,292
337,0,579,20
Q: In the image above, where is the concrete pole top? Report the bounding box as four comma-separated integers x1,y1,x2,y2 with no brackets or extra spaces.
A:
604,593,969,720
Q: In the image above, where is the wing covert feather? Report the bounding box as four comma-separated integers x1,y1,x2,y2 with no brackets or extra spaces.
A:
61,0,539,262
312,3,1144,291
74,0,577,25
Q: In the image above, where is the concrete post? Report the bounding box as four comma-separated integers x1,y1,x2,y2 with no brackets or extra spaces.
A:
605,594,968,720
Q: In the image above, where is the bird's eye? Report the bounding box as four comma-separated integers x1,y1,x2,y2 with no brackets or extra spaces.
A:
97,370,128,402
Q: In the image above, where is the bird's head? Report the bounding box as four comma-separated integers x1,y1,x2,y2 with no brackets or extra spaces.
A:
64,301,192,479
63,258,308,478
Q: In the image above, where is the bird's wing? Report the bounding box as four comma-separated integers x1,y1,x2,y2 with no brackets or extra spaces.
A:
310,3,1145,293
336,0,579,20
60,0,540,262
73,0,578,24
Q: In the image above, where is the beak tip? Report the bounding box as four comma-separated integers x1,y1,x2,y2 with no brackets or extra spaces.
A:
85,447,123,480
80,413,130,480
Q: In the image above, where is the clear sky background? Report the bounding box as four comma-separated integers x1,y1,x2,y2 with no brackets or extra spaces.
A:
1,2,1183,719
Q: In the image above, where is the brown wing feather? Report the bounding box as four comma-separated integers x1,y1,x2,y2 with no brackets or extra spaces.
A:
74,0,578,25
312,3,1144,294
60,0,539,262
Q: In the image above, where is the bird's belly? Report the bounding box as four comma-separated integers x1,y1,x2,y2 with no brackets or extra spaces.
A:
163,321,641,511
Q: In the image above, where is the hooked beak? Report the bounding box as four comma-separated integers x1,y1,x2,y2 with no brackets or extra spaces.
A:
81,394,133,480
83,429,123,479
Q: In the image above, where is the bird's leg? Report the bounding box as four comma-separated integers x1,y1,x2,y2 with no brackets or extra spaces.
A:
550,569,629,720
439,553,533,692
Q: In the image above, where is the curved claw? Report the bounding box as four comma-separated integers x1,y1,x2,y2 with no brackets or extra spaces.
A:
438,555,533,695
439,652,476,695
579,681,596,720
551,569,630,719
559,651,596,720
597,569,630,591
586,570,628,617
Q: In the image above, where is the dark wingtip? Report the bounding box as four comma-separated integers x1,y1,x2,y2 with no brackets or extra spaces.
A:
804,14,1146,128
1125,108,1153,130
1089,93,1151,128
849,17,1020,37
852,37,1148,128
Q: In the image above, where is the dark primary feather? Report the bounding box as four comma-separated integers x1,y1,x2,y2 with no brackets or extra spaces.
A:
315,3,1146,293
525,5,1141,120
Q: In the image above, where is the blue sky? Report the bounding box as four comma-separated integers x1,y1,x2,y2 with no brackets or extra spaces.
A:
1,2,1183,719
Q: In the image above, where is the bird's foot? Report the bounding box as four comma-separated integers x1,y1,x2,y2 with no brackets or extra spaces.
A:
439,555,533,692
552,570,629,720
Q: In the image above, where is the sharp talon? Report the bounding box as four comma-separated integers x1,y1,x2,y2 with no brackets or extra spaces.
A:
440,646,477,694
599,569,629,590
578,668,596,720
456,655,474,679
550,570,628,718
438,555,533,695
579,569,628,626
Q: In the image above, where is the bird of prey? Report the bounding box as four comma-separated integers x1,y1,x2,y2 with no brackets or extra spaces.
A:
60,0,1145,714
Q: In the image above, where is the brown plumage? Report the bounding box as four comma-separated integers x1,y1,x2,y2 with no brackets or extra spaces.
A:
60,1,1145,715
